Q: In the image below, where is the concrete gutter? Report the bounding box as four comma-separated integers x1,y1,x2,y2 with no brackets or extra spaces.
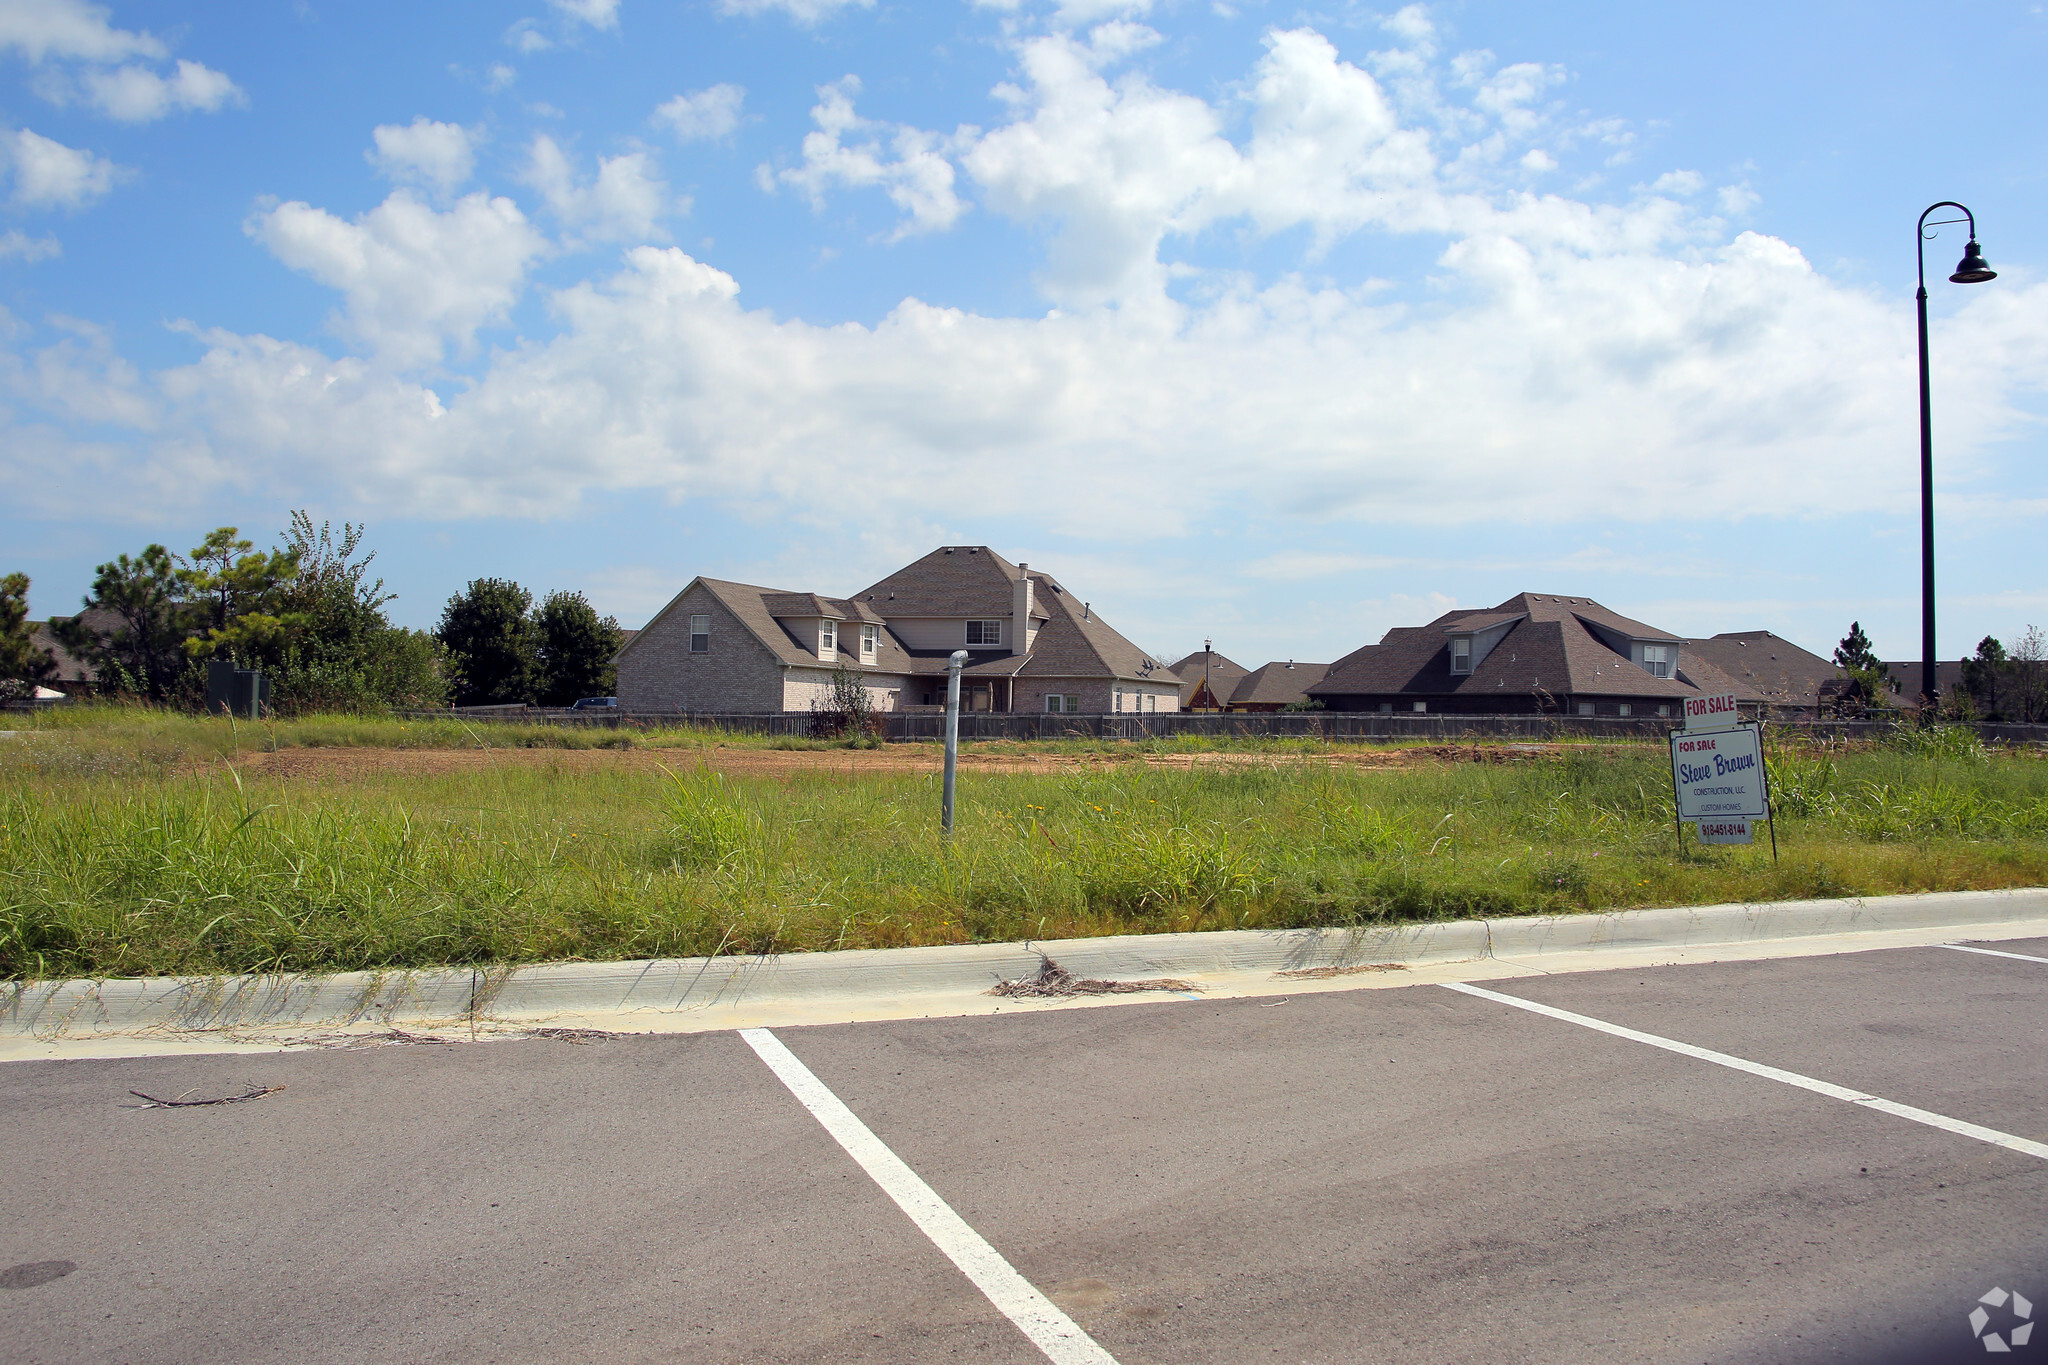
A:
6,888,2047,1061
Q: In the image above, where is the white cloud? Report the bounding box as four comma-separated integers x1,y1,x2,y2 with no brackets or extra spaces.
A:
1648,169,1704,197
655,84,745,141
4,128,121,208
0,0,164,64
549,0,621,27
522,134,674,244
716,0,873,23
247,190,549,368
774,77,968,238
369,118,478,194
78,58,241,121
487,63,517,91
0,228,59,260
5,20,2046,563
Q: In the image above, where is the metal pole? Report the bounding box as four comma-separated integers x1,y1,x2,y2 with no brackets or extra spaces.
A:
1917,268,1937,714
942,649,967,836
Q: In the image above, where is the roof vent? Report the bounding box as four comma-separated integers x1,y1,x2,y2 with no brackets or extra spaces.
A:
1018,562,1027,570
1083,603,1091,620
968,547,980,554
944,548,954,554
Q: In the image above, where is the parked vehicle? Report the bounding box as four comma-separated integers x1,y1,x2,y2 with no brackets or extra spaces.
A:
570,696,619,710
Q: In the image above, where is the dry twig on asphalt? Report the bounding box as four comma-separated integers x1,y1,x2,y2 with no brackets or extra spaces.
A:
128,1083,286,1109
524,1027,620,1043
989,958,1201,998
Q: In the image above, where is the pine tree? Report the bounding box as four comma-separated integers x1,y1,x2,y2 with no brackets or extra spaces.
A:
1831,621,1895,715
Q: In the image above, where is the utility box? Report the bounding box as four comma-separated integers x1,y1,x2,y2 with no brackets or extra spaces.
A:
206,660,272,719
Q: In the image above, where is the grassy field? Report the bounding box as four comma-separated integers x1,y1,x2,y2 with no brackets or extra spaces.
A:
3,707,2046,980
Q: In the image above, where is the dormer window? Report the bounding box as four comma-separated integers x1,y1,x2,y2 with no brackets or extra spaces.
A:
1642,643,1672,679
860,623,879,662
1450,637,1472,674
819,620,837,661
966,620,1003,646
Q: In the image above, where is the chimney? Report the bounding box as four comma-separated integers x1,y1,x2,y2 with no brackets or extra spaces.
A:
1012,571,1033,656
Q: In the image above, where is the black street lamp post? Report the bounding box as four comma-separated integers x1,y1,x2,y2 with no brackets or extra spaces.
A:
1915,202,1997,714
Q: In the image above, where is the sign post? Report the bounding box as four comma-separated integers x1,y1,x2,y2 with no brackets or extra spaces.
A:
942,649,967,837
1670,693,1776,862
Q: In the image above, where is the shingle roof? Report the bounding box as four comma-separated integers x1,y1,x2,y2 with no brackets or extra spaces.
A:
1310,594,1741,702
1169,650,1249,707
1229,661,1330,707
856,546,1051,620
29,608,125,686
1680,631,1837,709
760,593,887,624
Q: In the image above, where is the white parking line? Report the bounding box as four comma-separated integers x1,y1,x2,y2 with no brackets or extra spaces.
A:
1940,943,2048,966
1441,982,2048,1162
741,1027,1120,1365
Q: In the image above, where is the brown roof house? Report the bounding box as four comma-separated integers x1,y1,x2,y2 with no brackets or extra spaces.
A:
1308,593,1761,719
1170,648,1248,711
616,547,1181,715
1227,660,1331,712
1685,631,1840,715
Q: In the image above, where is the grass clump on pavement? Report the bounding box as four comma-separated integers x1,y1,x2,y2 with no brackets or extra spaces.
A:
3,715,2046,979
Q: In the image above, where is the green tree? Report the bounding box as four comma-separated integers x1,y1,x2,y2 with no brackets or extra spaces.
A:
1831,621,1895,716
52,545,190,700
177,527,305,667
437,578,538,706
2011,626,2048,724
263,514,447,713
1960,636,2008,720
533,590,623,706
0,573,59,699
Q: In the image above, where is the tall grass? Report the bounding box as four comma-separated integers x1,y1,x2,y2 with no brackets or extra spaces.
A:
3,720,2046,979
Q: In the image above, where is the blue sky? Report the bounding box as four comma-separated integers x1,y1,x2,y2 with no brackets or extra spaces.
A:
3,0,2044,670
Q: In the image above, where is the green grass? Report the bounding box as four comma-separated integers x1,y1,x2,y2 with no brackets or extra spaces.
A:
4,710,2046,980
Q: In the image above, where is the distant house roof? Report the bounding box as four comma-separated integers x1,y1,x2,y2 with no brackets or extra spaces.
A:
1169,650,1249,708
625,577,916,675
1685,631,1839,710
1229,661,1330,708
27,608,123,687
1311,593,1756,704
760,593,887,624
855,546,1052,621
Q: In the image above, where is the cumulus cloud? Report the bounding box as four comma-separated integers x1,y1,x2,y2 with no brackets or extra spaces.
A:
655,84,745,141
368,118,478,193
0,0,242,125
522,134,674,243
4,128,121,208
78,58,242,121
4,18,2045,553
548,0,621,27
0,0,164,64
772,77,968,238
247,190,548,368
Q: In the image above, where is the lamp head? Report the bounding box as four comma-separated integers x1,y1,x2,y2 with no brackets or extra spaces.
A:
1950,240,1997,284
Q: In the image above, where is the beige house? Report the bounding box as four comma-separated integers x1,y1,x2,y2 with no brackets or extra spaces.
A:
617,546,1181,715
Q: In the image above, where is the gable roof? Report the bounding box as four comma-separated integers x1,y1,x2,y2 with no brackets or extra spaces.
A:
760,593,887,624
1170,650,1249,707
621,576,916,675
1230,661,1330,708
1310,594,1754,702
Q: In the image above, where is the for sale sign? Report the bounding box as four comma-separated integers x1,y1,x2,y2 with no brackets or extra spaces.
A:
1670,724,1768,821
1683,691,1742,729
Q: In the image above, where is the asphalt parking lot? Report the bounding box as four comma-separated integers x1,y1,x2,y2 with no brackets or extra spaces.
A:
4,937,2046,1364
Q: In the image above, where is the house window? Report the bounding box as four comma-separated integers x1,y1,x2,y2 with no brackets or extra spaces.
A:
1642,644,1672,679
1618,703,1632,717
1412,701,1426,713
1578,702,1595,717
689,614,709,653
1450,638,1472,674
819,620,837,660
1657,704,1671,717
1379,703,1393,714
1046,694,1082,714
860,623,879,662
966,620,1003,646
1144,693,1156,712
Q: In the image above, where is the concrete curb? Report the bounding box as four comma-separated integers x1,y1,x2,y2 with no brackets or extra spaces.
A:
6,889,2047,1052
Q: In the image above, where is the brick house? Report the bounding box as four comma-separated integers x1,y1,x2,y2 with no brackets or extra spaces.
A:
1307,593,1760,718
1170,648,1248,711
616,546,1182,715
1226,660,1331,712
